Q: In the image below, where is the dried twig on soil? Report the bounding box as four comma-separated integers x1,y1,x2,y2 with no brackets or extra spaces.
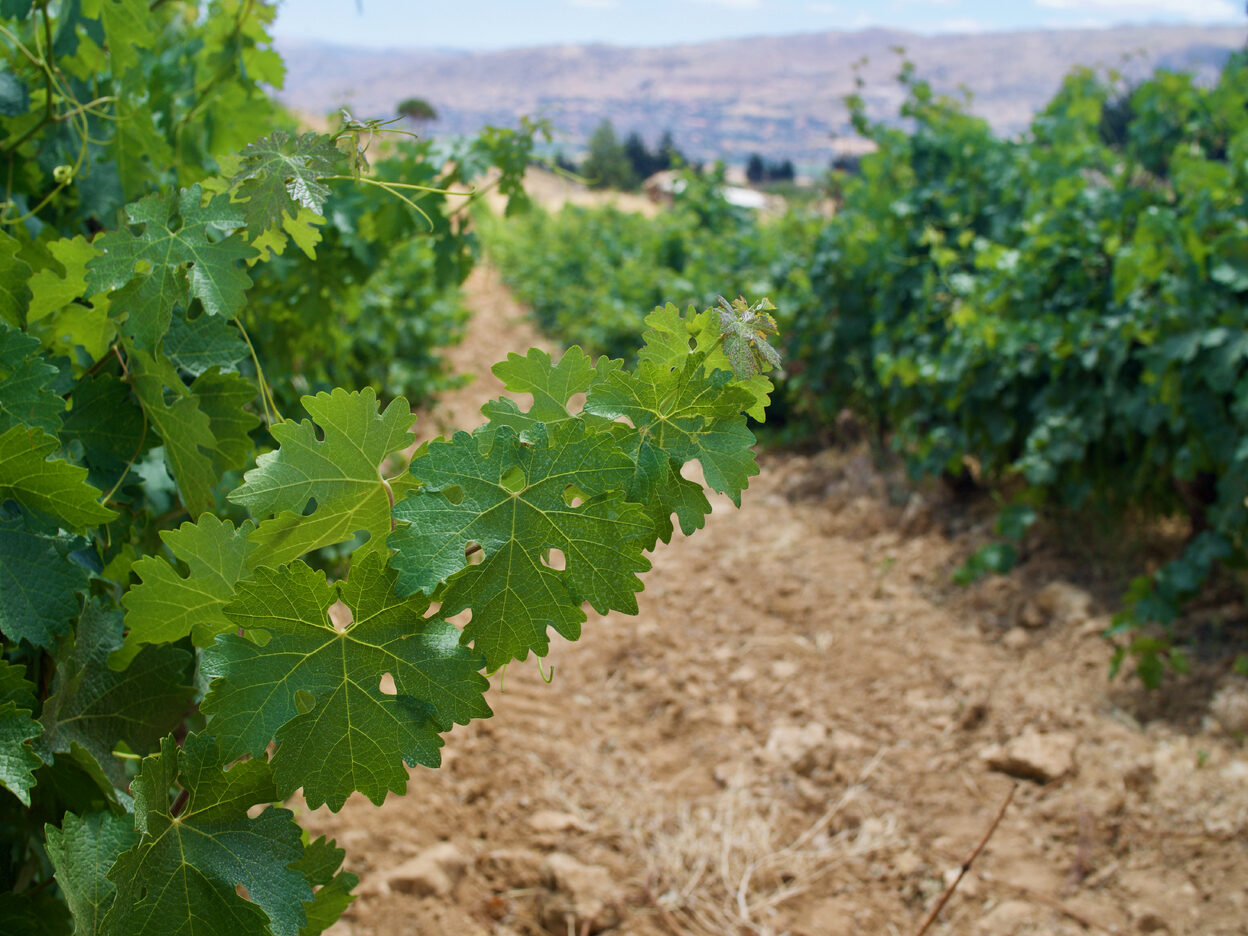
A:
913,782,1017,936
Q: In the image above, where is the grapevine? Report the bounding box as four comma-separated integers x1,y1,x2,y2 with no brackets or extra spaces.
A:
0,2,781,932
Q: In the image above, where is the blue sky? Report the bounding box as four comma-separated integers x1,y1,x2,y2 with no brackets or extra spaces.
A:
273,0,1244,49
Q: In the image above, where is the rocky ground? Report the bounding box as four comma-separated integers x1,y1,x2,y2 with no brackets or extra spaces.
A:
304,265,1248,936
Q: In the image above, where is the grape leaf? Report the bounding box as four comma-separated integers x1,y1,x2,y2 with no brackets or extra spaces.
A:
116,514,256,668
0,322,63,434
0,425,118,532
586,354,759,503
230,388,416,567
127,349,220,518
0,518,89,648
231,130,340,236
60,373,147,481
26,236,98,324
201,554,490,810
86,185,257,336
715,295,781,381
291,837,357,936
389,421,652,668
482,345,599,426
638,302,773,421
0,230,31,327
83,0,155,74
45,811,139,936
0,890,71,936
102,734,311,936
189,368,258,473
39,601,193,787
0,701,43,806
163,308,248,376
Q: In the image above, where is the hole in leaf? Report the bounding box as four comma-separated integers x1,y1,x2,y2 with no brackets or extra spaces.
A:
328,599,352,631
423,600,442,619
466,542,483,565
689,337,698,351
562,485,586,508
378,673,397,696
133,259,153,276
294,689,316,714
235,883,251,901
302,498,318,517
500,465,526,493
166,214,184,235
442,485,464,505
542,548,567,571
566,391,587,413
445,608,472,629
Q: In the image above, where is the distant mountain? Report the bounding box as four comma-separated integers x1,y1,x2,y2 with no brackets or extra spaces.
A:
276,24,1246,166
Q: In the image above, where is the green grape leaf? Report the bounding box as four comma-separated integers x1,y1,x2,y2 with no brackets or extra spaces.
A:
163,308,247,376
26,236,98,324
83,0,155,74
60,373,146,478
0,889,72,936
639,302,773,421
0,659,35,709
586,354,759,504
230,389,416,567
292,837,357,936
86,185,257,337
46,811,140,936
116,514,256,668
0,322,63,434
127,350,220,518
0,230,32,328
0,700,43,806
389,421,652,668
485,346,599,423
103,734,311,936
189,368,258,473
39,601,193,787
113,263,187,351
231,130,340,236
0,518,90,648
0,425,117,532
201,554,490,810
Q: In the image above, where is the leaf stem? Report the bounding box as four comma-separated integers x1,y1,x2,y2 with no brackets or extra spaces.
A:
235,318,283,425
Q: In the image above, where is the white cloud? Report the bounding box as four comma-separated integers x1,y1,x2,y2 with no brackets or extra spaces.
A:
687,0,765,8
1036,0,1238,19
931,17,991,32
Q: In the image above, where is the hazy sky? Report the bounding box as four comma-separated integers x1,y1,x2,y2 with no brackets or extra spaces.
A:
272,0,1244,49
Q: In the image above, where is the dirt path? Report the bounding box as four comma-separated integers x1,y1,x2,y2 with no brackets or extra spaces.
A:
308,268,1248,936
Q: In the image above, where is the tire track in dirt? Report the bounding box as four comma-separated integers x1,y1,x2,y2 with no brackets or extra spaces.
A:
306,267,1248,936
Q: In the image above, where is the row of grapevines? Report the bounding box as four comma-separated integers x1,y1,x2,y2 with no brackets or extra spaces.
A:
478,167,818,364
0,1,781,931
787,56,1248,684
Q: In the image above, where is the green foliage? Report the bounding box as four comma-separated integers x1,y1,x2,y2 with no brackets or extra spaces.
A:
788,56,1248,682
582,118,638,191
0,5,778,932
480,167,817,365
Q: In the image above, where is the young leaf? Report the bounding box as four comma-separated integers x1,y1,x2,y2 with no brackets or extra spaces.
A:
201,555,490,810
231,130,341,236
